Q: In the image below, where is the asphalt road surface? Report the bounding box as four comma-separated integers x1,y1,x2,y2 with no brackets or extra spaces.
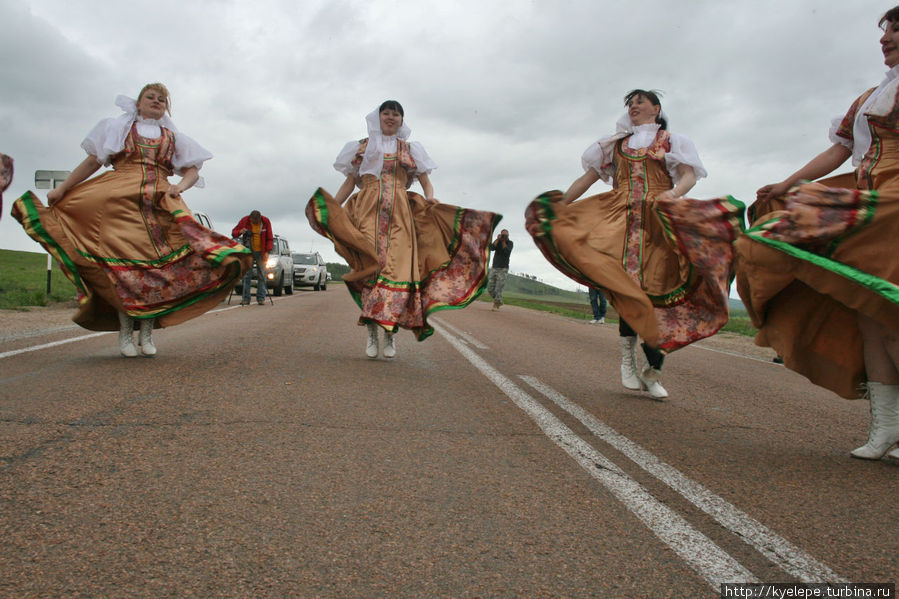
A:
1,289,896,598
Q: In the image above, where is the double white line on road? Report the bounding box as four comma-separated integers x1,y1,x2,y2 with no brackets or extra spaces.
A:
431,319,846,591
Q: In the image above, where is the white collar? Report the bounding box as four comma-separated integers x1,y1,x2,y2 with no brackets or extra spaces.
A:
626,123,661,150
136,115,164,127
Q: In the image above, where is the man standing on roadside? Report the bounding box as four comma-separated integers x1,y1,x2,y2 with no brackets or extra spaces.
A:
589,287,607,324
488,229,513,311
232,210,273,305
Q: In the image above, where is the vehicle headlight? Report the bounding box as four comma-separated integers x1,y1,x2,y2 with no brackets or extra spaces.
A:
266,256,278,268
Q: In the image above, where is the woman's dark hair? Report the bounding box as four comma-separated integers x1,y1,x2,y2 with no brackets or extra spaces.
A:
379,100,404,117
624,89,667,130
880,6,899,27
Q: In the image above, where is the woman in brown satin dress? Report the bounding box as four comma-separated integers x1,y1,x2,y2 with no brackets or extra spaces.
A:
527,90,743,400
12,83,249,358
737,6,899,460
307,100,499,359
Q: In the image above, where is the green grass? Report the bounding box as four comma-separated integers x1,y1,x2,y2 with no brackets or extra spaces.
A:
479,288,757,337
502,273,590,304
485,295,591,319
721,309,757,336
0,249,77,310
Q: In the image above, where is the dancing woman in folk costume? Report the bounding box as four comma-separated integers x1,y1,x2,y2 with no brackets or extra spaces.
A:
11,83,250,358
737,6,899,460
306,100,500,359
526,90,744,399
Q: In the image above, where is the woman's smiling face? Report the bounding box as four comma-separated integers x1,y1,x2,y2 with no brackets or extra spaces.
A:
882,18,899,67
380,108,403,136
137,88,167,120
627,94,660,126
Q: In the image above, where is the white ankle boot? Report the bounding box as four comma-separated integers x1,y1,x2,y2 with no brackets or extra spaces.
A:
138,319,157,357
639,366,669,399
620,336,640,390
365,323,380,359
383,331,396,358
851,382,899,459
117,311,137,358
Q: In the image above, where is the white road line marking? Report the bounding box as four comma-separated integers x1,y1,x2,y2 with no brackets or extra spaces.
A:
519,375,847,584
431,317,489,349
209,305,243,314
0,332,110,359
1,303,246,360
433,321,757,589
689,343,778,364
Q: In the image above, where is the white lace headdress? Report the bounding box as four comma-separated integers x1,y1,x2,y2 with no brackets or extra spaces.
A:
359,107,412,177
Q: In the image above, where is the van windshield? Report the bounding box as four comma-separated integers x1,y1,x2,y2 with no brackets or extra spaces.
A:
292,254,317,265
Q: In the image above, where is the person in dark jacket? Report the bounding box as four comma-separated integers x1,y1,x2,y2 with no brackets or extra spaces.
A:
488,229,513,310
232,210,274,305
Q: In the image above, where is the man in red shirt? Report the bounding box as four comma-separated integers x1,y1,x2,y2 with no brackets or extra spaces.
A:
232,210,274,305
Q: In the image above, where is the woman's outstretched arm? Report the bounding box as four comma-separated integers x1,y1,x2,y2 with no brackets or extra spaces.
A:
658,164,697,200
418,173,435,202
561,168,601,205
757,143,851,202
334,174,357,205
47,155,102,205
165,166,199,199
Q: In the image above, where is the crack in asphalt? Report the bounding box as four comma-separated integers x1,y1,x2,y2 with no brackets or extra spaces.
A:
0,392,160,469
0,430,73,468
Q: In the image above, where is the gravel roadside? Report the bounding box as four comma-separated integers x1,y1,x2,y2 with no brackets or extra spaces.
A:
0,302,82,343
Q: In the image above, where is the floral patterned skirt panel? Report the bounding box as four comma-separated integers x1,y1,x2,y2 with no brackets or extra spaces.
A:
736,169,899,398
11,162,251,331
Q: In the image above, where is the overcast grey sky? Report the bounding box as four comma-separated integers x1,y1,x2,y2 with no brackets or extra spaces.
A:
0,0,891,290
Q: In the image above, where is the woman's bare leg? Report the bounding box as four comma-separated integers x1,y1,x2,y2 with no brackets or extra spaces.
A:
858,313,899,384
